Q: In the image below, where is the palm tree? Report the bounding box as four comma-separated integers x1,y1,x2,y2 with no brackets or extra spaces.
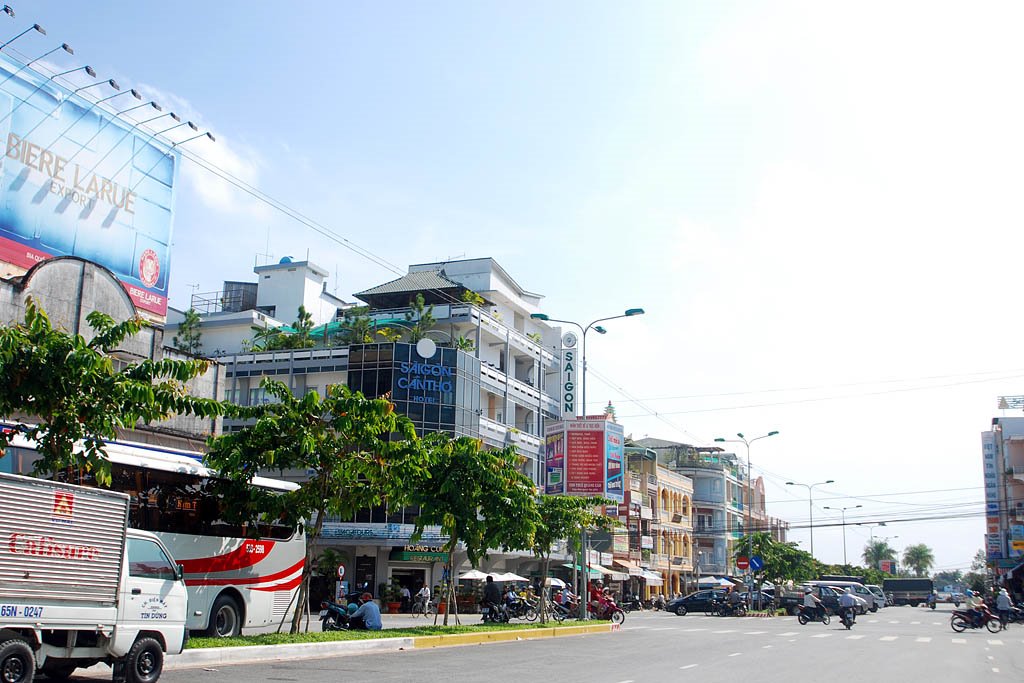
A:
902,543,935,577
862,540,896,569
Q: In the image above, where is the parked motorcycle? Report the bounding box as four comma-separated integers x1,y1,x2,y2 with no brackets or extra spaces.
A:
481,601,510,624
621,595,644,613
319,600,350,631
717,601,748,617
796,604,831,626
950,606,1001,633
588,597,626,624
839,606,856,630
506,597,538,621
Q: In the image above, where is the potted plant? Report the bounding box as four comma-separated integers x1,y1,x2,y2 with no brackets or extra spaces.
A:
384,579,403,614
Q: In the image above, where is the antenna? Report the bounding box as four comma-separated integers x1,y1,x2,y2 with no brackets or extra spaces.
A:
255,227,273,266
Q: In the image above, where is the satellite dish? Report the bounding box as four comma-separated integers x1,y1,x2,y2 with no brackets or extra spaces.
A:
416,338,437,359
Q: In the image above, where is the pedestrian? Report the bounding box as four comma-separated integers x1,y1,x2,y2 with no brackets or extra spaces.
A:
345,592,383,630
399,584,411,613
996,588,1012,630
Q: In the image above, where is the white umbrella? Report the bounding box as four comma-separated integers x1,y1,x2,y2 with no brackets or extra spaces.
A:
492,572,529,582
459,569,490,580
544,577,566,588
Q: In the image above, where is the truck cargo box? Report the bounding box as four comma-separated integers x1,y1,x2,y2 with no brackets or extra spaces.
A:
0,471,129,605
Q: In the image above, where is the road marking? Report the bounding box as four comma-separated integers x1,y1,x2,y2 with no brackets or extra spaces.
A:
993,669,1000,674
744,631,766,635
811,633,832,638
932,622,941,625
779,632,798,636
713,630,737,634
762,645,773,649
952,638,967,644
728,653,742,657
988,640,1004,646
681,628,707,632
916,637,931,643
649,627,677,631
614,680,634,683
880,636,898,641
866,620,878,623
888,620,900,624
911,621,920,625
679,665,698,670
846,635,864,640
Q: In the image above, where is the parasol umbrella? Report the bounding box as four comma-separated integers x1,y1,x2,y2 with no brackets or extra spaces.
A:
459,569,490,580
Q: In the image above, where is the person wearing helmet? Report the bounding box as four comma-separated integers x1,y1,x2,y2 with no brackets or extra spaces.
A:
589,579,609,616
964,589,983,627
803,586,824,621
345,592,382,630
839,587,858,626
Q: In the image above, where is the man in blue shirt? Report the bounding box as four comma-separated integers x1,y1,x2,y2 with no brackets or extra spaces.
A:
347,592,383,630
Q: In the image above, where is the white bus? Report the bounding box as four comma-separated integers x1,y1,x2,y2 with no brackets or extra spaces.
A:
0,431,306,637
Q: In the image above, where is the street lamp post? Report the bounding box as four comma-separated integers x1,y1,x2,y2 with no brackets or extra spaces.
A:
714,431,778,607
529,307,644,618
784,479,834,558
823,504,862,565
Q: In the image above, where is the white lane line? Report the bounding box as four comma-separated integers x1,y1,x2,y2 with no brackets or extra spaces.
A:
679,665,698,670
888,620,900,624
846,635,864,640
880,636,898,641
728,653,742,657
681,628,707,632
744,631,766,635
916,637,932,643
993,668,1000,674
778,631,798,636
649,628,678,631
614,680,634,683
811,633,832,638
713,630,737,634
932,622,942,625
988,640,1004,646
866,619,878,623
911,621,921,625
952,638,967,644
762,645,773,649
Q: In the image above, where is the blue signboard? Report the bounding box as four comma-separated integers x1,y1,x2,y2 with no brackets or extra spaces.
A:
604,421,624,502
0,54,177,318
749,555,764,571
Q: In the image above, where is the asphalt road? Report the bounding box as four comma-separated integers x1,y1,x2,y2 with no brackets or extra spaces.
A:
148,606,1024,682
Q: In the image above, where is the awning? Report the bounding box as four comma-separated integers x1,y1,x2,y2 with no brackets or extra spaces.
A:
641,570,664,586
562,563,607,578
613,559,643,577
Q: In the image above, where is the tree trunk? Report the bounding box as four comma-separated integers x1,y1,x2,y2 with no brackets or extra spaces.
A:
539,553,551,624
290,502,327,633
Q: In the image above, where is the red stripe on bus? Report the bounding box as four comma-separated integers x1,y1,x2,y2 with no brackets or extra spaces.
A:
178,540,277,574
184,558,305,587
251,575,304,592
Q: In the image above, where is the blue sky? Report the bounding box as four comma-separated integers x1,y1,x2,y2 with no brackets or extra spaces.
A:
17,0,1024,573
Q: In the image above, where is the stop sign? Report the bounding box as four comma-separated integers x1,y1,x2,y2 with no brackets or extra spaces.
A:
736,556,750,570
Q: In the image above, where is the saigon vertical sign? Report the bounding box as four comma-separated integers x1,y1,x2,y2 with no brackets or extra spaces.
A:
560,331,577,419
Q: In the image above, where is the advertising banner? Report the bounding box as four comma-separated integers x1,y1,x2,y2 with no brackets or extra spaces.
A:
604,421,624,502
544,422,566,495
560,332,578,419
0,54,177,318
981,433,1004,557
566,420,606,495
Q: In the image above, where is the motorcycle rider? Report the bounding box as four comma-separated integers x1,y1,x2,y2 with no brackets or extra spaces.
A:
803,587,824,621
727,586,743,615
590,580,610,616
964,589,983,627
839,587,858,626
481,575,502,620
344,592,382,630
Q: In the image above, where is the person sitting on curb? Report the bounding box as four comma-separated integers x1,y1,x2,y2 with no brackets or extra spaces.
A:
345,592,383,630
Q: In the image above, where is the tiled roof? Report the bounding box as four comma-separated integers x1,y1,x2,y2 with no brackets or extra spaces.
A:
354,270,464,299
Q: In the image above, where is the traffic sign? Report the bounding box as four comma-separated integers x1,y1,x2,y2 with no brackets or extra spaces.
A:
337,564,346,580
736,556,749,570
750,555,764,571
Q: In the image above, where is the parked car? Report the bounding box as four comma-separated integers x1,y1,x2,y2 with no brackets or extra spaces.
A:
667,589,727,616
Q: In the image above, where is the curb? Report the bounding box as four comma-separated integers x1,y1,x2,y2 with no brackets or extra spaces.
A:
414,623,614,648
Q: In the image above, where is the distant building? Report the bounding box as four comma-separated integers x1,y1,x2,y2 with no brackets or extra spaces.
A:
981,415,1024,588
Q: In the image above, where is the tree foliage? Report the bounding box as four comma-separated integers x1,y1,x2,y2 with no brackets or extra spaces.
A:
0,299,222,485
532,495,614,622
901,543,935,577
409,435,539,624
405,293,436,343
171,307,203,355
204,379,428,632
862,539,897,569
736,532,819,588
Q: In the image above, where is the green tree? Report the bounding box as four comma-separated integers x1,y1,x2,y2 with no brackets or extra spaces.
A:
736,532,819,604
249,324,283,351
932,569,963,586
902,543,935,577
454,336,475,352
409,436,539,624
862,539,897,571
532,495,614,623
172,307,203,355
963,548,988,592
460,289,485,306
290,305,315,347
204,379,428,633
0,299,222,485
405,293,436,343
339,306,375,344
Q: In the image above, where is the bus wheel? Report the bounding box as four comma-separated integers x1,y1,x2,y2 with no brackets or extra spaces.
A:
205,595,242,638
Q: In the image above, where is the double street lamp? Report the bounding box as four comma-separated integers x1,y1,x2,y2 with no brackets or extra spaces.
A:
713,431,778,553
823,504,862,565
529,307,644,618
530,308,644,417
784,479,834,558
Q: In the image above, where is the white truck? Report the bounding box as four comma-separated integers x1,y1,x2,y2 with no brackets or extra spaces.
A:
0,472,187,683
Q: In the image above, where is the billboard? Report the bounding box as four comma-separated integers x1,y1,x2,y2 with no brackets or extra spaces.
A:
544,418,625,502
0,54,177,319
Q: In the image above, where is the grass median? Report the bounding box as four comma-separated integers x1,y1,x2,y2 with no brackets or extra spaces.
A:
187,620,587,649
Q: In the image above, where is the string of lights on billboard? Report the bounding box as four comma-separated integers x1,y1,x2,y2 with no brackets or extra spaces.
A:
0,11,214,320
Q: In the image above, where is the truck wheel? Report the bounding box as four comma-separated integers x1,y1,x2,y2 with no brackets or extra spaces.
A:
125,637,163,683
0,639,34,683
204,594,242,638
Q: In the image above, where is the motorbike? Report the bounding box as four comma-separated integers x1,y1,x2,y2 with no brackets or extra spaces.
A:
621,595,644,613
588,597,626,624
1007,604,1024,624
796,604,831,626
480,601,510,624
506,597,538,621
319,599,350,631
839,606,856,630
927,595,937,610
717,601,748,617
950,606,1001,633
